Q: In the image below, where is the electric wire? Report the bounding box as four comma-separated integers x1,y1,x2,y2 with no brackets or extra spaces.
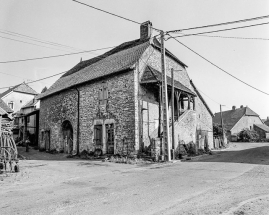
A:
72,0,162,33
0,35,74,53
181,34,269,41
0,46,116,63
0,71,66,90
167,15,269,33
0,30,84,51
168,34,269,96
167,22,269,39
0,34,161,90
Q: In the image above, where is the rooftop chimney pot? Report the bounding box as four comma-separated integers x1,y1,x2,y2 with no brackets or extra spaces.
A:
240,105,243,108
232,106,236,110
140,21,152,41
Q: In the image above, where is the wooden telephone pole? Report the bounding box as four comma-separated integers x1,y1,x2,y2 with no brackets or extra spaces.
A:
160,31,171,161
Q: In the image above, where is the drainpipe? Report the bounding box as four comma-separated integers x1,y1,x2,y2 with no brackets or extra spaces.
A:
75,88,80,155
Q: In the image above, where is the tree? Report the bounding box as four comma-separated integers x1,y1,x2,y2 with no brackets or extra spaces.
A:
41,86,47,93
213,123,226,136
237,128,259,142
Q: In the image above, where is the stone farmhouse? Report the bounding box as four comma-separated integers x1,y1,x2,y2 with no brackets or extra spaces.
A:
37,21,214,156
214,105,264,141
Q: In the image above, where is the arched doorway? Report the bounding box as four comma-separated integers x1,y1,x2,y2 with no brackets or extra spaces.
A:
62,120,73,154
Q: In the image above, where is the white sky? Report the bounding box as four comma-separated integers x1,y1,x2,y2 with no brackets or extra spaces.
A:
0,0,269,118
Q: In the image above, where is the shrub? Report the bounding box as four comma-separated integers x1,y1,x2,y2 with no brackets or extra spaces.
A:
237,129,259,142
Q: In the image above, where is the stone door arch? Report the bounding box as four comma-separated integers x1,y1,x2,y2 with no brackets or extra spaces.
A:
62,120,73,154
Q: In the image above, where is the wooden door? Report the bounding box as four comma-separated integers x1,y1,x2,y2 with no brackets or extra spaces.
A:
106,124,114,154
94,125,102,148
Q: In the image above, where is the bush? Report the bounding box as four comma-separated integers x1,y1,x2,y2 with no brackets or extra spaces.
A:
237,129,259,142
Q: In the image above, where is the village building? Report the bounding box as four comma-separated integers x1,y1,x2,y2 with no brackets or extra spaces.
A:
253,124,269,139
264,117,269,127
37,21,214,156
214,105,264,141
15,97,40,145
0,82,38,113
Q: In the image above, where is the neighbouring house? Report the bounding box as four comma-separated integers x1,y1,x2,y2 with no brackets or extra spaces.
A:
214,105,264,141
0,82,38,113
253,124,269,139
37,21,214,156
15,96,40,145
264,117,269,127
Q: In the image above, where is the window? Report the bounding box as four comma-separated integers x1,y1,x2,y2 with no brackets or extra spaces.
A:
98,83,109,105
27,116,30,123
250,126,252,130
8,101,14,110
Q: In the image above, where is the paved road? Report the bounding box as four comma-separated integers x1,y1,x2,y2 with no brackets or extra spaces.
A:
1,142,269,215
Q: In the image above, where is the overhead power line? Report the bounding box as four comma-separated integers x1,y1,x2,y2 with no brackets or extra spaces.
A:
0,71,66,90
167,15,269,33
183,34,269,41
0,35,73,53
0,46,116,63
168,34,269,96
1,34,161,93
0,30,84,51
167,22,269,39
72,0,161,32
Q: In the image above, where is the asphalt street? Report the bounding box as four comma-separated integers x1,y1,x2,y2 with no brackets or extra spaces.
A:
1,142,269,215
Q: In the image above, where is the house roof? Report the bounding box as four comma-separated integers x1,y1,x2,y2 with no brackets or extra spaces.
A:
37,39,151,100
254,124,269,132
0,82,38,98
37,35,189,100
21,96,39,109
213,106,259,131
141,66,196,96
190,80,214,117
0,98,13,113
0,107,7,115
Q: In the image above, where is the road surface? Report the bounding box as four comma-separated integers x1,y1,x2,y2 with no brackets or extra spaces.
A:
1,142,269,215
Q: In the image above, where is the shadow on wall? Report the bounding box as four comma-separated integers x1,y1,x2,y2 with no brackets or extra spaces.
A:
188,146,269,165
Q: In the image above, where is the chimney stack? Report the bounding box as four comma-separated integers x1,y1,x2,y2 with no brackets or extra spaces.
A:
232,106,236,110
240,105,243,108
140,21,152,41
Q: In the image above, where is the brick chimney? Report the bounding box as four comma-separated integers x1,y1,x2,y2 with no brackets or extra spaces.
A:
140,21,152,41
232,106,236,110
240,105,243,108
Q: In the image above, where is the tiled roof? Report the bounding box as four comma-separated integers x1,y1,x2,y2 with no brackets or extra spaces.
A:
0,107,7,115
38,40,150,99
21,96,38,109
0,82,37,98
254,124,269,132
213,106,259,131
190,80,214,117
141,66,196,96
0,98,13,113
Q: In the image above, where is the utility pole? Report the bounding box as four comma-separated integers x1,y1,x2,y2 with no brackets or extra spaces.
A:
171,68,175,156
160,31,171,161
220,104,225,146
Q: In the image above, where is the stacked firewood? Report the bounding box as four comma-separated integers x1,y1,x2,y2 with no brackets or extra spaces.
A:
1,118,13,134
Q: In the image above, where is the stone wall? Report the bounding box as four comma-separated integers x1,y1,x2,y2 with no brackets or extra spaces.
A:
39,70,137,154
137,44,214,150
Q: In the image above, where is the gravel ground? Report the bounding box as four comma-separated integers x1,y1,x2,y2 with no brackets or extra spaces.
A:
1,142,269,215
